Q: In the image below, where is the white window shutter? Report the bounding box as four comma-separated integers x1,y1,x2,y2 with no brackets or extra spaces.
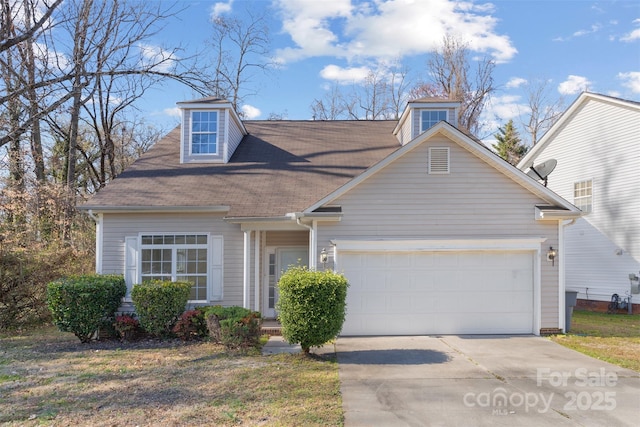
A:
429,147,450,174
209,236,223,301
124,236,138,300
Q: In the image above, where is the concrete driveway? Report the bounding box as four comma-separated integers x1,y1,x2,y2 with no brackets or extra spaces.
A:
335,336,640,426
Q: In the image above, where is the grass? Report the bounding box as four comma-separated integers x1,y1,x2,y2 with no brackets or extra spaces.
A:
0,325,343,426
550,309,640,372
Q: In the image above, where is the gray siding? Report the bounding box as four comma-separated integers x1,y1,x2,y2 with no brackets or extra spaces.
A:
101,212,244,307
535,98,640,301
225,110,244,162
318,135,560,328
181,109,227,163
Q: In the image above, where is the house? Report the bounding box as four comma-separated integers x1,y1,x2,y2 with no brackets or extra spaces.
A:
518,92,640,313
80,97,581,336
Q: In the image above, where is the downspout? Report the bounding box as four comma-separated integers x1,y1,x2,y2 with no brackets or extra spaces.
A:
86,210,102,274
295,215,317,269
559,218,577,331
254,231,260,312
243,230,252,309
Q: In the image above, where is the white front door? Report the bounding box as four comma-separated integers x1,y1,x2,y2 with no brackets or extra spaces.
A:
263,247,309,318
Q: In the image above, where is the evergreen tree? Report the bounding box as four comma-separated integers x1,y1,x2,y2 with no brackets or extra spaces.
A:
493,119,528,165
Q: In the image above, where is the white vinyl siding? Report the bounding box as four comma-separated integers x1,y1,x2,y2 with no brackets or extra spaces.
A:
103,213,241,306
528,96,640,302
319,136,560,330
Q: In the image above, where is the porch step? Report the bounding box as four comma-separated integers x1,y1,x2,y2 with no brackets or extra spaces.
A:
261,320,282,336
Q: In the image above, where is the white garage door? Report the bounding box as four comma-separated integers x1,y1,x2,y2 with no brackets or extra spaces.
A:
339,250,534,335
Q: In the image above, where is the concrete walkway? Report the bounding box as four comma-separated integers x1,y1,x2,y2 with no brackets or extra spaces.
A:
261,335,301,355
336,335,640,427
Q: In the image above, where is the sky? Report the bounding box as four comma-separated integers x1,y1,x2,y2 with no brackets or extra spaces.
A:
143,0,640,140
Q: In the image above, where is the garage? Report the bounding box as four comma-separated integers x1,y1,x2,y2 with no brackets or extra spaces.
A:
337,248,536,336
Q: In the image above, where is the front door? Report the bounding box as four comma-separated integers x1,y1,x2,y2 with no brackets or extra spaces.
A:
264,247,308,318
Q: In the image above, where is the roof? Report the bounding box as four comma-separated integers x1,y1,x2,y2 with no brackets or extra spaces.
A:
518,92,640,169
82,120,401,217
308,121,581,217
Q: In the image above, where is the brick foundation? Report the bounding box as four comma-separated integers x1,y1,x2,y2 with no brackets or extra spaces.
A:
575,298,640,315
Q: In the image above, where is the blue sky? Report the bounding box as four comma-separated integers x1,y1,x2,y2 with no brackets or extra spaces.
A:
145,0,640,139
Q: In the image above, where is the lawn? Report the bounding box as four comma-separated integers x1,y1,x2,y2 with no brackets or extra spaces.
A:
0,326,343,426
550,309,640,372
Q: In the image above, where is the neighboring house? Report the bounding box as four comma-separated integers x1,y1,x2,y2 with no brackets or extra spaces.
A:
518,92,640,312
80,97,581,336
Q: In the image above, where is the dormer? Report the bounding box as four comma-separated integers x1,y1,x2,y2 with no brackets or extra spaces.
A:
176,97,248,163
393,98,460,145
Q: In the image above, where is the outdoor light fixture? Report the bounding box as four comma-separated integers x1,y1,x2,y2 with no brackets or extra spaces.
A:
547,246,557,266
320,248,328,266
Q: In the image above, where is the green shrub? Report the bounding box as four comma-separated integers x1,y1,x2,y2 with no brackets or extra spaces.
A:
276,266,348,353
219,312,262,349
131,280,191,337
46,274,126,343
203,305,261,347
172,309,208,340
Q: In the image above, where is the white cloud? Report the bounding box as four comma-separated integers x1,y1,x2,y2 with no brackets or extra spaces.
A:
241,104,262,119
620,23,640,42
274,0,516,64
617,71,640,93
138,43,177,72
211,0,234,20
572,23,602,38
506,77,527,89
163,107,181,118
558,75,592,95
490,95,528,120
319,64,371,83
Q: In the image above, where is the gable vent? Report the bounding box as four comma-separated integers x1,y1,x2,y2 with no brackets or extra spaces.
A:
429,147,450,174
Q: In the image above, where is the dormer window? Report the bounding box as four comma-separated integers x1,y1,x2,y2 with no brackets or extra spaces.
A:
191,111,218,155
420,110,447,132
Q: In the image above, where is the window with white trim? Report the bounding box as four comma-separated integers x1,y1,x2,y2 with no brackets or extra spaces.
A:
574,180,592,213
191,111,218,154
421,110,447,132
140,234,209,301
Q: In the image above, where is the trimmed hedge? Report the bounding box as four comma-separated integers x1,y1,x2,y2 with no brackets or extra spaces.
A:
276,266,348,353
131,280,191,337
46,274,126,343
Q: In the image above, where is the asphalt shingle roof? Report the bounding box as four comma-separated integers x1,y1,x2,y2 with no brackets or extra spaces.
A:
83,120,401,217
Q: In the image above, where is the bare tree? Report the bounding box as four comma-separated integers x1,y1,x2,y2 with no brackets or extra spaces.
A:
425,35,496,135
310,84,345,120
0,0,62,53
521,78,565,145
207,8,271,113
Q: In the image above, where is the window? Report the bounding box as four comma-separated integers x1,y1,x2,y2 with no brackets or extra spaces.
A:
421,110,447,132
574,180,592,213
140,234,209,301
191,111,218,154
429,147,450,174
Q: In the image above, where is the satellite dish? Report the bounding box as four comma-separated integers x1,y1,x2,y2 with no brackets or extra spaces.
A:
526,159,557,187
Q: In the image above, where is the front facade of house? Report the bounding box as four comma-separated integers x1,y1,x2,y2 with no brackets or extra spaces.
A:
518,92,640,308
82,97,581,335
